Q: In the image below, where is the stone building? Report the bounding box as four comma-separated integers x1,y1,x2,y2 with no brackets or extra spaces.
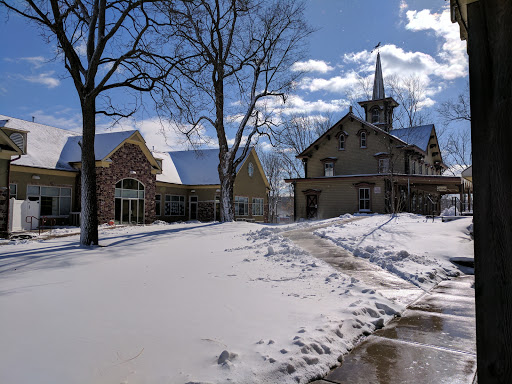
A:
0,115,269,236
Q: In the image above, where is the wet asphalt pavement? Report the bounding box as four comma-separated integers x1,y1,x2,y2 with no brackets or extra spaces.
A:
282,220,476,384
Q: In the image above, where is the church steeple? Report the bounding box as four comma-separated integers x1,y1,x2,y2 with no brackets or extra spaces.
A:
357,51,399,132
372,52,385,100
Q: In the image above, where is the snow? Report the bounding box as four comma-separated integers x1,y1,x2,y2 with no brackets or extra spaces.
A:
1,114,80,171
314,213,474,290
0,221,403,384
0,215,473,383
59,131,137,163
163,147,250,185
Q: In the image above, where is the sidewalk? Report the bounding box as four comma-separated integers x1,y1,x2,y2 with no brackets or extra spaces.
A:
312,275,476,384
283,221,476,384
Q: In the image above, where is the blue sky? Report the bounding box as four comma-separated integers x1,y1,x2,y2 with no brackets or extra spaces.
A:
0,0,468,151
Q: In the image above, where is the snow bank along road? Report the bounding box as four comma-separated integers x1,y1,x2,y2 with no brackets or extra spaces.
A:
0,214,474,384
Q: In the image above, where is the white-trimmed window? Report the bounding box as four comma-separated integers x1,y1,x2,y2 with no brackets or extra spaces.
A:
248,162,254,177
378,158,390,174
27,185,72,216
235,196,249,216
252,198,264,216
360,132,367,148
359,188,370,212
324,162,334,177
339,135,345,150
165,195,185,216
9,184,17,199
155,194,161,216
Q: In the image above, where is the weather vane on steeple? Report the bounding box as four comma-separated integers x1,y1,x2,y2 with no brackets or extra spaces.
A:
371,42,381,54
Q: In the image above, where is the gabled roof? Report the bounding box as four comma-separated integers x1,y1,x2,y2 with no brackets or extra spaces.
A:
0,114,80,171
390,125,433,152
59,131,137,164
297,111,407,159
1,115,160,171
155,147,252,185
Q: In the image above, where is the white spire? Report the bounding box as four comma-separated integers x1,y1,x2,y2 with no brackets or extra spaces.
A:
372,52,385,100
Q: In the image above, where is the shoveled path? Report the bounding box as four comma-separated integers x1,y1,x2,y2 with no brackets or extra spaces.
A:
282,219,423,305
282,220,476,384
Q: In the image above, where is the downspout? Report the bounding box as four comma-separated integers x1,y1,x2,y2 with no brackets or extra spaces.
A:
293,181,297,222
6,155,21,235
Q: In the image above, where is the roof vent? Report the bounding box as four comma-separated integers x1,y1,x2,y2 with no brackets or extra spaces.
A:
9,132,25,151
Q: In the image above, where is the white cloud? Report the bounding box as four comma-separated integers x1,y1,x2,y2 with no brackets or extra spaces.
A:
20,56,47,69
299,71,364,93
100,117,213,152
21,71,60,88
405,8,467,80
291,60,334,73
29,109,82,131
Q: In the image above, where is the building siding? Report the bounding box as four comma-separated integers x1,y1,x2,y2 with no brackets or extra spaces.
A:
294,177,387,220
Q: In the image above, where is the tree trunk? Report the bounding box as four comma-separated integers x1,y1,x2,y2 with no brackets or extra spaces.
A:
80,98,99,246
467,1,512,382
219,172,235,222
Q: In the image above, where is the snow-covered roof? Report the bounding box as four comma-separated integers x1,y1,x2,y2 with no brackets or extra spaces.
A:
156,147,251,185
391,125,433,152
1,114,80,171
59,131,137,164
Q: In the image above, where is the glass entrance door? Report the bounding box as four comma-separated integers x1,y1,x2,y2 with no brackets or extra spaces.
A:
114,178,145,224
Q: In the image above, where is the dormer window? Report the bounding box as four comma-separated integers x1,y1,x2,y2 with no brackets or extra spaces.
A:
360,132,367,148
339,135,345,150
371,108,380,123
324,162,334,177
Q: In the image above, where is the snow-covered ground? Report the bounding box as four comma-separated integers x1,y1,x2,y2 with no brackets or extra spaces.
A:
0,215,473,384
315,214,474,290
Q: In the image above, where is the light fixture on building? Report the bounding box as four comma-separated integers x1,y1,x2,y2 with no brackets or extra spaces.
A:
130,170,137,175
32,175,40,180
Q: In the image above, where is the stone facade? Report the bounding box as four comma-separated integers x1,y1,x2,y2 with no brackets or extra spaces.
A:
198,201,214,221
96,143,156,224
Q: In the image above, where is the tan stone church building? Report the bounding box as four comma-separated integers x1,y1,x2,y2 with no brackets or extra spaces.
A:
285,53,462,220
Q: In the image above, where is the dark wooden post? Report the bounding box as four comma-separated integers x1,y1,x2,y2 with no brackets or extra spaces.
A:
466,1,512,381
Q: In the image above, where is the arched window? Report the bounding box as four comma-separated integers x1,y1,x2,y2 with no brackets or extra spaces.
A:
114,178,145,224
372,108,380,123
360,132,367,148
339,135,345,150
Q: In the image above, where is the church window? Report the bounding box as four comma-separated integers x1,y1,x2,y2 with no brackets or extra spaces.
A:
360,132,367,148
372,108,380,123
339,135,345,150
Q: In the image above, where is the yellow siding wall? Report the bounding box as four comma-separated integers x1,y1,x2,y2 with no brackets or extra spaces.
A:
233,150,268,220
10,170,77,208
306,118,407,177
295,178,387,220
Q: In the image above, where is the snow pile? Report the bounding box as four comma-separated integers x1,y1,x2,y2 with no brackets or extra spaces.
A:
314,214,474,290
0,221,402,384
441,206,457,216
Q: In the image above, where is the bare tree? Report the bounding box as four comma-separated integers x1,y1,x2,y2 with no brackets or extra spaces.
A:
157,0,313,221
387,75,432,129
275,113,334,181
1,0,174,245
437,84,471,126
259,149,283,223
345,74,372,120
